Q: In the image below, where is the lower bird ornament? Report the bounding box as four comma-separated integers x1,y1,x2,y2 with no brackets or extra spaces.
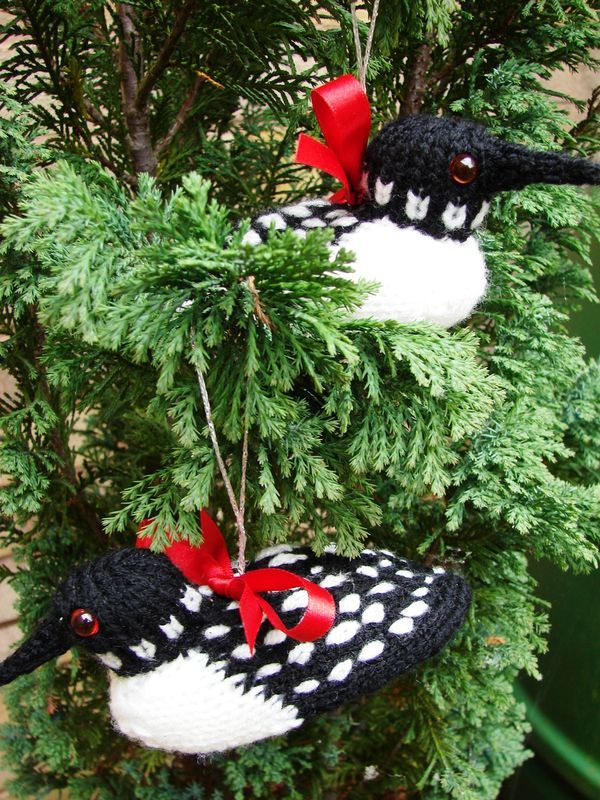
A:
0,513,471,755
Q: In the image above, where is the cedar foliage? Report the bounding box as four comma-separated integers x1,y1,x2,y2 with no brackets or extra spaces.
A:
0,1,599,798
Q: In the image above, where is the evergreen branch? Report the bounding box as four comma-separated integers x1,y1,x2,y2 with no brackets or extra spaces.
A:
245,275,273,329
82,97,105,127
94,150,136,188
31,315,106,544
569,84,600,142
135,0,197,111
2,6,600,797
426,57,458,101
18,1,95,149
425,8,526,104
154,72,204,161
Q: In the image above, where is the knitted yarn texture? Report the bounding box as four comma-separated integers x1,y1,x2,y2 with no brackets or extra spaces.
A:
244,114,600,328
0,543,471,754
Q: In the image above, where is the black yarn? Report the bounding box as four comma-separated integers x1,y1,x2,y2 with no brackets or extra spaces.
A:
0,616,71,685
0,545,471,722
363,114,600,241
248,114,600,244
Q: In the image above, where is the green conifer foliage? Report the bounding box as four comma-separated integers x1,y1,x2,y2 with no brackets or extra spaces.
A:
0,2,598,798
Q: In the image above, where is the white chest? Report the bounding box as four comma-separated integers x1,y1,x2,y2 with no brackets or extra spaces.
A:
335,219,488,328
108,649,302,755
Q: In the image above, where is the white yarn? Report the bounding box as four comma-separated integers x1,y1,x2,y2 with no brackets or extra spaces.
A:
442,202,467,230
374,178,394,205
356,565,378,578
325,620,360,645
331,215,359,227
361,602,385,624
396,569,414,578
283,203,312,218
302,217,326,228
400,600,429,618
109,650,302,754
388,617,414,635
326,208,350,220
264,628,287,646
179,585,203,612
256,663,282,678
255,543,293,559
159,616,184,640
368,582,396,595
257,212,286,229
268,552,308,567
358,640,385,662
328,659,353,681
232,643,252,660
99,652,122,670
204,625,231,639
241,229,262,245
338,593,361,613
470,200,490,229
294,679,320,694
129,640,156,660
335,219,487,328
281,589,308,612
319,573,347,588
405,190,430,221
287,641,314,665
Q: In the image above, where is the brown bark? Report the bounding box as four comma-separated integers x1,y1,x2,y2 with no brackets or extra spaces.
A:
400,39,434,116
115,2,199,177
135,0,196,111
569,84,600,144
116,3,157,176
154,72,204,160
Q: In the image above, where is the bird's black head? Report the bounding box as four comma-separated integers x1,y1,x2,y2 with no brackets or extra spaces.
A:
0,549,196,684
363,115,600,241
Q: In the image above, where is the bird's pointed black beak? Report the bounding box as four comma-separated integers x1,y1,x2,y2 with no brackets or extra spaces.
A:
491,138,600,192
0,617,71,686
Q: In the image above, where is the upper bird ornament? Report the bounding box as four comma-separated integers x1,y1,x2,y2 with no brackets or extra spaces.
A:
0,512,470,755
243,75,600,328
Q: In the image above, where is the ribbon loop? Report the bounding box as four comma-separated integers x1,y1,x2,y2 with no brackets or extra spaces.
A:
138,512,336,654
207,576,244,601
295,74,371,205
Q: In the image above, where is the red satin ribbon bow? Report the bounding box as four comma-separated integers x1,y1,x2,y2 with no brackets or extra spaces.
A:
295,74,371,205
137,511,336,653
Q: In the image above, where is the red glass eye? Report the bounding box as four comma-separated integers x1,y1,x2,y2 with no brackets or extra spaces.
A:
449,153,479,185
70,608,100,637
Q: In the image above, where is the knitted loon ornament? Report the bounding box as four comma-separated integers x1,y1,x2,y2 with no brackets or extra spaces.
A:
0,513,470,755
243,75,600,328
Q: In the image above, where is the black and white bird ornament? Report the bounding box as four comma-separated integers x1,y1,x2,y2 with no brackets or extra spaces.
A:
243,75,600,328
0,512,470,755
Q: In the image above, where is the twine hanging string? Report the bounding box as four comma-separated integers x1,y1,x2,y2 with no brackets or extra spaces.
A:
351,0,380,92
190,5,379,571
194,360,249,574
